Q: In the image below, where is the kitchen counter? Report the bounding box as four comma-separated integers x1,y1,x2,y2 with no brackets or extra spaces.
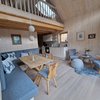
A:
50,47,68,60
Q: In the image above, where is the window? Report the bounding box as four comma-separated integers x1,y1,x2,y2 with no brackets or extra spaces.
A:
60,33,68,42
35,1,56,18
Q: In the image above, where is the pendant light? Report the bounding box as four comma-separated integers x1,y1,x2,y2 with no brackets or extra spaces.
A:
28,16,35,32
29,25,35,32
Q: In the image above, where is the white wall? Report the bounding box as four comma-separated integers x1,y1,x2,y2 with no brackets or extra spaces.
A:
64,9,100,56
0,29,38,53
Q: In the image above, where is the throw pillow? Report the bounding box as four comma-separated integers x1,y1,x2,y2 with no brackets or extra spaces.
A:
7,52,17,61
1,53,8,61
21,52,29,57
2,58,15,74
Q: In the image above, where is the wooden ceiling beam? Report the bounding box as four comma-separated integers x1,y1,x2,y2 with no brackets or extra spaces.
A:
0,19,56,33
0,13,64,31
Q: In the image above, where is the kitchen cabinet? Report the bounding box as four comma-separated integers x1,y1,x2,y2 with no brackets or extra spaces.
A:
50,47,68,60
43,34,58,42
43,34,52,41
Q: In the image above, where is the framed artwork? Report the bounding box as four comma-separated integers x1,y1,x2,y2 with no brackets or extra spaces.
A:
11,34,22,45
76,32,85,40
88,34,96,39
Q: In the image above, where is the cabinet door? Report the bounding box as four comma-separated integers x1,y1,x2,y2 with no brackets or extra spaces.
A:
52,34,58,41
43,35,52,41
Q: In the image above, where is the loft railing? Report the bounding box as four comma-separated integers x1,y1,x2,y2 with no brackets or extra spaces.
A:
0,0,61,22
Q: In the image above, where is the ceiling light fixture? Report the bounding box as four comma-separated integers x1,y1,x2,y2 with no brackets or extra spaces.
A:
28,16,35,32
29,25,35,32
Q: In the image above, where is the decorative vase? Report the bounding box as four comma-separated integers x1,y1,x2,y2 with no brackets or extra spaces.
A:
32,56,35,61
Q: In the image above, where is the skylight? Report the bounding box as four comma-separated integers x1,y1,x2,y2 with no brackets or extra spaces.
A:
35,1,56,18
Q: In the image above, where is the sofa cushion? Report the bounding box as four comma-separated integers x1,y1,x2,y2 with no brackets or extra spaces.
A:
21,52,29,57
2,66,38,100
15,51,21,58
0,57,6,91
0,81,2,100
2,58,15,74
1,53,8,61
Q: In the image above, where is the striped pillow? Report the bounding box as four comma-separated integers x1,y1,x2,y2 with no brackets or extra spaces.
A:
7,52,17,61
2,58,15,74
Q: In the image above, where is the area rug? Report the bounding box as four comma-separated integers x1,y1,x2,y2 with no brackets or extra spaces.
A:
74,66,100,77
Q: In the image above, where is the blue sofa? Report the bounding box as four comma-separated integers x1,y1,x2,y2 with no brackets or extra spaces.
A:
0,48,39,100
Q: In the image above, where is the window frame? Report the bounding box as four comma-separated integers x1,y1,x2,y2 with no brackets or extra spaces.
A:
60,33,68,43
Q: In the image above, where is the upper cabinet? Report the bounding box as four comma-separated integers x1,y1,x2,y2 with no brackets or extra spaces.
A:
43,34,52,41
43,34,58,42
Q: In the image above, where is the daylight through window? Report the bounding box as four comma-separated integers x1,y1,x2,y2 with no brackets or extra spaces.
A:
60,33,68,42
35,1,56,18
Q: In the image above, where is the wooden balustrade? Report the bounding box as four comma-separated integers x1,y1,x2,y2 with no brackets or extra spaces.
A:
0,0,58,21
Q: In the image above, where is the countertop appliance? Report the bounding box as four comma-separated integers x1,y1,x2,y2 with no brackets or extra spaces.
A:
45,47,50,53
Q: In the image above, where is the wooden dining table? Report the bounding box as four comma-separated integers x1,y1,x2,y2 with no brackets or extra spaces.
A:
20,54,53,69
20,55,54,85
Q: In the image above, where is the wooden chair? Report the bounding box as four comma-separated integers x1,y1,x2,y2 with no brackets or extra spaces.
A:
47,53,54,60
42,51,46,57
38,63,58,95
34,65,44,71
26,68,38,81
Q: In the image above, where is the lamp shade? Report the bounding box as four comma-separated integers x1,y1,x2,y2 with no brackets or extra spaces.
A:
29,25,35,32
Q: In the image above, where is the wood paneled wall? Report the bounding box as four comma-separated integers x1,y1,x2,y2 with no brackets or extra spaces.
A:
51,0,100,56
0,28,38,53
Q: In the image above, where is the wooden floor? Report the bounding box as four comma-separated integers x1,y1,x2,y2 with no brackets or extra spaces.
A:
35,60,100,100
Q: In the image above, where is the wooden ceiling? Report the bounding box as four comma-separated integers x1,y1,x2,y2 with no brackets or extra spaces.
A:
51,0,100,22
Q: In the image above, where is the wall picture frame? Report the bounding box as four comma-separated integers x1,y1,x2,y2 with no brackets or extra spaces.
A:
11,34,22,45
76,32,85,41
88,34,96,39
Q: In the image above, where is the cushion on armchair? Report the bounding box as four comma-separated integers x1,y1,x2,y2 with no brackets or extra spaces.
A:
68,49,79,60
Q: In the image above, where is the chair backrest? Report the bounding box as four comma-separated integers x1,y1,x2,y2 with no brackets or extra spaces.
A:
68,49,77,56
47,53,54,60
48,63,58,79
42,52,46,57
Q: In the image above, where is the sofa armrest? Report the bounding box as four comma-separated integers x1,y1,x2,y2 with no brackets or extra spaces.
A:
0,81,2,100
30,97,34,100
